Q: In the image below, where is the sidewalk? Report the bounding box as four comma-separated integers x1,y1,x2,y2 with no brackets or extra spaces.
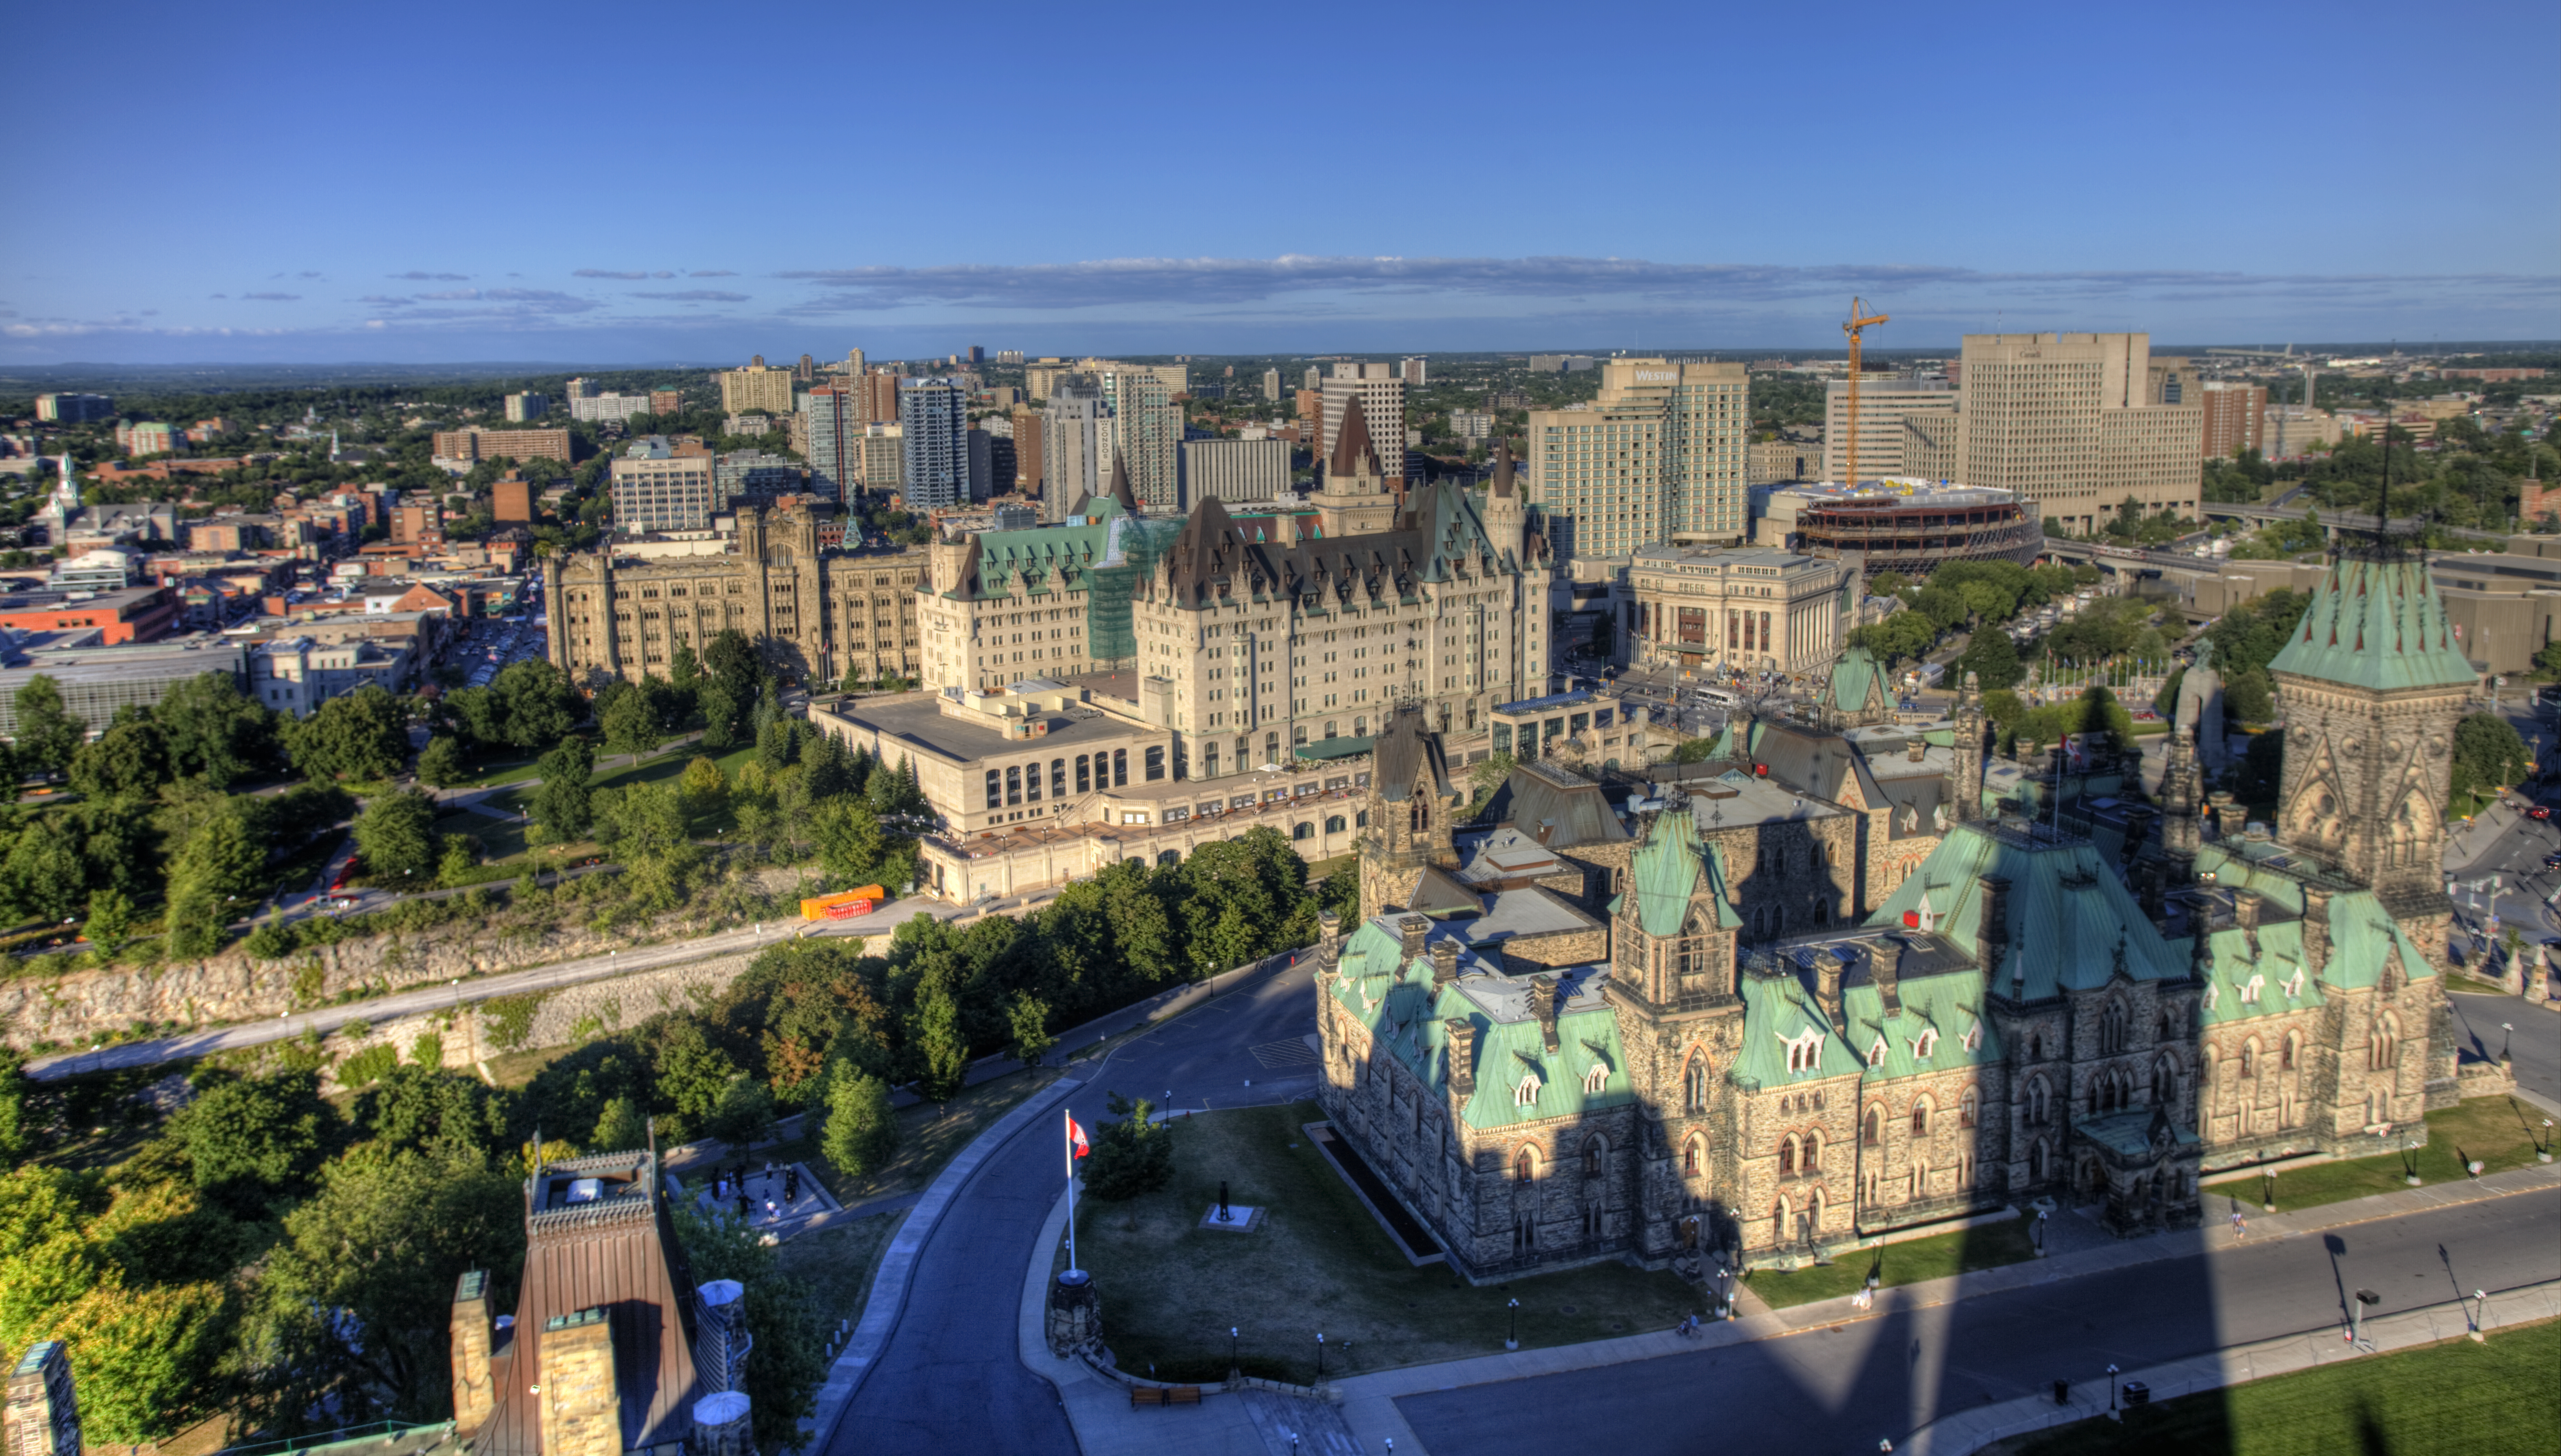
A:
1903,1278,2561,1455
1013,1154,2561,1455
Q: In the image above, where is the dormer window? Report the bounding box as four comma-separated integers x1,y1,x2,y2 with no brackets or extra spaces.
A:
2240,974,2264,1006
1867,1037,1887,1068
2282,970,2305,1001
1514,1075,1542,1108
1913,1029,1939,1061
1960,1021,1981,1053
1782,1028,1824,1073
2204,983,2220,1011
1584,1064,1608,1094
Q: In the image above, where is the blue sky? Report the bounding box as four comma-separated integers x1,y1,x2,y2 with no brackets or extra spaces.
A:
6,0,2556,364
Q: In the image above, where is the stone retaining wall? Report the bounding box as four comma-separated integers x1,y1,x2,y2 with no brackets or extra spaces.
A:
0,904,768,1053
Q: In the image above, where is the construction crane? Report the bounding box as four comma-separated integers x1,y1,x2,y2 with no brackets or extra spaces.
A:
1841,296,1889,487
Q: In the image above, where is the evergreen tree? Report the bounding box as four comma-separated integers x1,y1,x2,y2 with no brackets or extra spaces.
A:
818,1065,899,1178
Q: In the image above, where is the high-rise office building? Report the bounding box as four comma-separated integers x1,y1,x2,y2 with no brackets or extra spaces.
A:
609,438,719,533
859,424,905,495
1041,377,1115,522
1523,358,1750,560
1303,366,1322,391
1401,356,1428,387
797,353,816,382
857,371,900,423
1101,368,1181,513
1180,437,1290,504
2199,381,2268,459
1821,376,1957,483
803,385,859,500
718,357,798,416
1320,363,1407,483
1952,333,2205,532
1011,410,1044,496
898,379,971,509
35,393,113,422
504,392,548,422
1262,369,1284,403
966,345,985,366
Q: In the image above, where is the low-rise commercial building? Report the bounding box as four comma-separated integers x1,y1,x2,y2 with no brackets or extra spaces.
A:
0,634,246,737
0,584,181,645
250,636,416,715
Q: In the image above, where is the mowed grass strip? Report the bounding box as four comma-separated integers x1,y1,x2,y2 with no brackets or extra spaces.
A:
1744,1216,2039,1309
1068,1100,1703,1385
2218,1096,2548,1217
2002,1318,2558,1456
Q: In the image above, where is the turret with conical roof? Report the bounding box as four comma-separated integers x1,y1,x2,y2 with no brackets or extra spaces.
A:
1311,397,1399,537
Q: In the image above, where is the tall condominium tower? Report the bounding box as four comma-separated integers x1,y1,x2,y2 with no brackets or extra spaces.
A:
1822,375,1957,483
1101,367,1181,513
898,378,971,509
1320,363,1407,483
1523,358,1749,560
1954,333,2204,533
1041,376,1116,522
802,385,859,501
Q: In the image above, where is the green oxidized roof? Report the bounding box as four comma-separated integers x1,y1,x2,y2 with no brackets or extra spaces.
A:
2265,557,2478,692
1326,915,1633,1131
2192,842,2434,996
1729,972,1855,1089
1867,823,2187,998
1625,806,1743,937
1840,968,2004,1079
1828,646,1886,713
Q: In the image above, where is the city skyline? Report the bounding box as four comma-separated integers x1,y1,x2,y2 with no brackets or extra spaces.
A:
4,0,2556,363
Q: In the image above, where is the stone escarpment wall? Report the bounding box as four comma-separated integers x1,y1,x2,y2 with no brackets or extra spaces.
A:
0,907,821,1054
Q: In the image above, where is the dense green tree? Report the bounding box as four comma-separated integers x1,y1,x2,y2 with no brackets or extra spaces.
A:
153,671,284,786
1008,994,1054,1070
354,789,439,883
414,735,468,788
811,797,893,886
648,1019,740,1138
802,730,855,801
1080,1091,1174,1201
678,755,728,828
819,1065,898,1178
2,827,89,924
285,684,409,782
242,1144,523,1428
594,782,701,908
591,1095,647,1153
350,1064,509,1155
528,736,596,843
11,676,86,778
487,660,580,749
1954,628,2024,692
706,1073,776,1151
2451,712,2531,801
865,754,924,817
911,988,968,1103
600,683,663,767
68,716,173,799
84,886,132,947
181,1071,330,1213
696,681,740,751
168,796,271,905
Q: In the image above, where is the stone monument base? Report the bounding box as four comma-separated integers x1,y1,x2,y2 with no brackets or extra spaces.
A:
1046,1268,1102,1357
1198,1205,1265,1233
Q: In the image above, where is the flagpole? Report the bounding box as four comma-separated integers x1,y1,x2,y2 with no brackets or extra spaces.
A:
1065,1109,1080,1275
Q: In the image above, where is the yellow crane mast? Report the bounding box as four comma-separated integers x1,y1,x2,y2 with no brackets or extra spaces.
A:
1841,297,1889,487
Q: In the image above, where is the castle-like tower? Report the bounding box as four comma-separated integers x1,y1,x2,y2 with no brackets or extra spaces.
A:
1308,397,1400,538
1358,707,1461,916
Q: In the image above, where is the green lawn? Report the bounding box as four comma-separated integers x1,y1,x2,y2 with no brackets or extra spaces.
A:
2217,1096,2548,1216
670,1065,1063,1209
588,741,757,792
1065,1101,1704,1385
439,754,544,788
2005,1318,2558,1456
437,809,530,864
1745,1216,2039,1309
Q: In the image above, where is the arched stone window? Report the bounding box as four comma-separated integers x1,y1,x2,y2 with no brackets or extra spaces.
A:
1325,814,1346,833
2240,1040,2257,1079
1778,1134,1799,1177
1292,821,1315,841
1958,1087,1979,1128
2281,1031,2300,1072
1910,1098,1931,1138
1683,1053,1708,1113
1683,1136,1704,1175
1862,1105,1883,1147
1805,1129,1824,1173
1514,1147,1538,1182
2368,1014,2400,1072
1583,1137,1604,1178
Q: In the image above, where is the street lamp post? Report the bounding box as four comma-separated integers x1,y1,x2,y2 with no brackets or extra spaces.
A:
1506,1297,1520,1352
1314,1332,1324,1382
2500,1022,2514,1062
2106,1363,2120,1416
1230,1326,1239,1380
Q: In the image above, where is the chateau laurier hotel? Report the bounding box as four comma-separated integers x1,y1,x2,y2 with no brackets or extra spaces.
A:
549,401,1553,783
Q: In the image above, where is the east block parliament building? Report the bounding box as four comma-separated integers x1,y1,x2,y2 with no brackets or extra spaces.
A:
1318,553,2487,1281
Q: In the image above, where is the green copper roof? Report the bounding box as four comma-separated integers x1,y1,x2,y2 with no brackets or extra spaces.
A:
2265,558,2478,692
1829,646,1885,713
1324,917,1633,1131
1840,968,2004,1079
2192,843,2435,995
1729,973,1854,1088
1625,807,1741,938
1867,823,2186,999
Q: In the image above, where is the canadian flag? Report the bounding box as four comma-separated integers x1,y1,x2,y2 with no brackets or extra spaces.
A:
1067,1113,1091,1160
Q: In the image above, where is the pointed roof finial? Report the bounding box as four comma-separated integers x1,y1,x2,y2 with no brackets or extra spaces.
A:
1330,397,1381,480
1488,441,1516,498
1108,451,1139,515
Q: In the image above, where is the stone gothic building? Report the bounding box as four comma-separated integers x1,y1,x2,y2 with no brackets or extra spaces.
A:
1316,552,2483,1282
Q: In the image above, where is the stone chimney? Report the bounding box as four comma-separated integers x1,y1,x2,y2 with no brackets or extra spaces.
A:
1444,1017,1478,1096
4,1341,78,1456
1430,939,1459,990
1528,976,1561,1053
1907,737,1927,763
538,1308,621,1456
1398,913,1431,963
450,1270,495,1433
1976,875,2012,973
2301,886,2332,976
1814,949,1847,1027
2234,889,2262,957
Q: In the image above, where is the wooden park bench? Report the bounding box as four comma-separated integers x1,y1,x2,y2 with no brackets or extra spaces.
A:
1129,1384,1202,1409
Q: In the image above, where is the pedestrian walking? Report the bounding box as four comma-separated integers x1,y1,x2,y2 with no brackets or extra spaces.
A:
764,1196,779,1223
2231,1209,2247,1240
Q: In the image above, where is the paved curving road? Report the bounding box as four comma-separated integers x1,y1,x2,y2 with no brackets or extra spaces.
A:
24,899,963,1082
822,955,1323,1456
1399,1187,2561,1456
2449,992,2561,1114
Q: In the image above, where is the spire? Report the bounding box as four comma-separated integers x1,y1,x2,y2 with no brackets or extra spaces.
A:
1108,450,1139,515
2266,556,2475,692
1488,441,1516,497
1329,397,1381,480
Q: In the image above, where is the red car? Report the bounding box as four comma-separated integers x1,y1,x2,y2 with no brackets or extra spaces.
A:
2531,807,2552,821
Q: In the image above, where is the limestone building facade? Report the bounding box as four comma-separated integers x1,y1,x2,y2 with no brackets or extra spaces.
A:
1317,553,2474,1282
545,498,925,688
